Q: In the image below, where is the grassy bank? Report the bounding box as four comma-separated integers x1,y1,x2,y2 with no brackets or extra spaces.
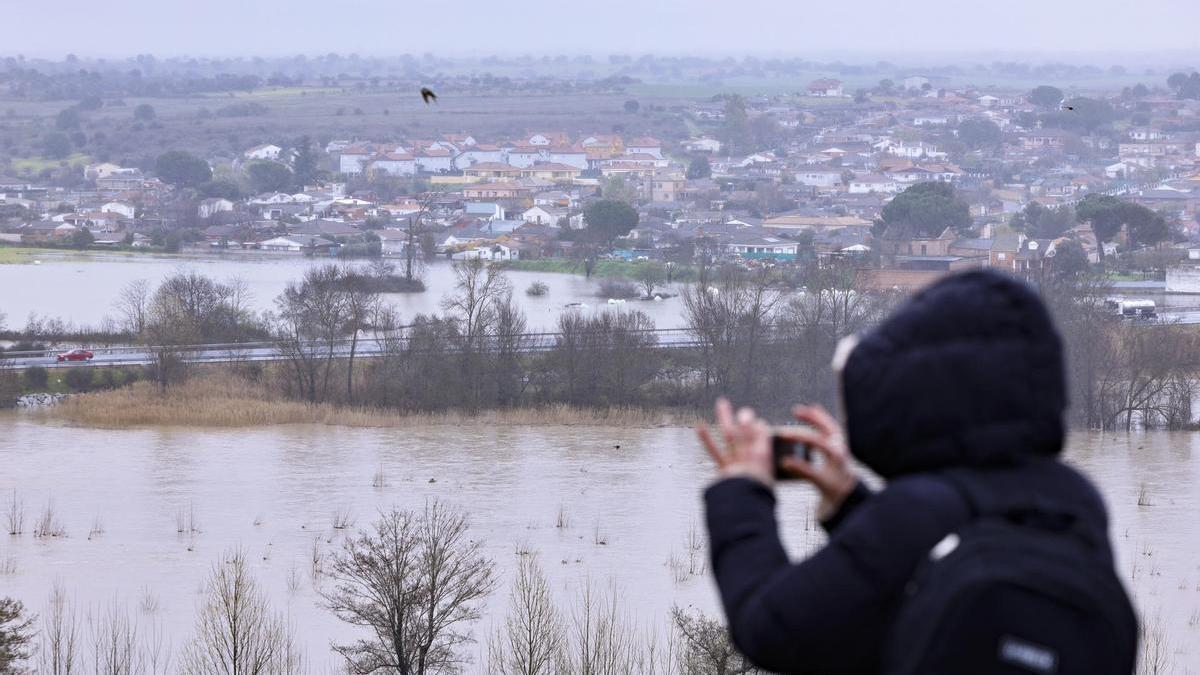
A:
504,258,699,282
43,373,691,429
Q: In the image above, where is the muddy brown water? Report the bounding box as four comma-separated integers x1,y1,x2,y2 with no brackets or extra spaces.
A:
1,414,1197,671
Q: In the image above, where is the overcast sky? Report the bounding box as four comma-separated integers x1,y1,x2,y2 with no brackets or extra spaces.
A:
5,0,1199,59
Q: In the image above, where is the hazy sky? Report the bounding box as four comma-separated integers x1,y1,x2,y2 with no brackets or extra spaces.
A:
5,0,1199,59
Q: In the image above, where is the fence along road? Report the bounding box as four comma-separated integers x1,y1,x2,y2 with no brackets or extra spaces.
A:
6,306,1199,372
0,328,712,371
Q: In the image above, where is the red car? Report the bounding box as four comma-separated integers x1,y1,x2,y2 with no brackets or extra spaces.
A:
56,349,94,363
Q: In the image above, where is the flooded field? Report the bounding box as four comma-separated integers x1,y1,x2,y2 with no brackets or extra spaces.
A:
1,414,1198,672
0,250,689,331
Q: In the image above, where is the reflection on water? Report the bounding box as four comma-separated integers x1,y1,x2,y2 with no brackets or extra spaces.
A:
1,414,1197,671
0,251,688,330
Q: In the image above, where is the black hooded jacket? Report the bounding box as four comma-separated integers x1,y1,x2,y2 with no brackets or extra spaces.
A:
704,270,1128,673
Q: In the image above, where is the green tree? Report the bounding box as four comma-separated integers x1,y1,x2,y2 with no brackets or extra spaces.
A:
1050,239,1089,279
0,598,35,672
69,228,94,249
199,179,243,200
1075,194,1170,261
155,150,213,188
957,119,1003,149
55,106,82,130
245,161,294,194
1167,72,1189,90
583,199,639,247
687,156,712,179
1029,85,1064,108
718,95,750,154
133,103,156,121
623,99,640,113
1010,202,1074,239
879,181,972,238
41,132,72,159
291,136,322,188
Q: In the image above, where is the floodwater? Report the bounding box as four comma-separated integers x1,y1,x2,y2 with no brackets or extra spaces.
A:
0,251,689,331
1,416,1198,672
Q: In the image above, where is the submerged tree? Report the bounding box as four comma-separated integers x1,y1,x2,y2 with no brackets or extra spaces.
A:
322,502,496,675
180,550,304,674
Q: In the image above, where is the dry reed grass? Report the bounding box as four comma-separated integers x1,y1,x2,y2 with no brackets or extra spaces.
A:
44,373,690,429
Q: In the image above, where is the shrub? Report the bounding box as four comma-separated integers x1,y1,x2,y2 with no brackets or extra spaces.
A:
62,368,95,392
596,278,639,299
22,367,49,389
525,281,549,297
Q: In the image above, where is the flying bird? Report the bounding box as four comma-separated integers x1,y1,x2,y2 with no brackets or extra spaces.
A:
1062,105,1076,111
420,87,437,104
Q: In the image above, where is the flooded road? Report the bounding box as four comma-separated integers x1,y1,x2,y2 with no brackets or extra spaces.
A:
1,415,1198,671
0,251,689,331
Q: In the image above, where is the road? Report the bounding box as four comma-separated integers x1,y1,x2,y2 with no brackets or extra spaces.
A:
6,309,1200,371
0,329,709,371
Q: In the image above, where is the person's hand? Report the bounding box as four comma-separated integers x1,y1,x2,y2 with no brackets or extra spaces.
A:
774,404,859,521
697,397,775,488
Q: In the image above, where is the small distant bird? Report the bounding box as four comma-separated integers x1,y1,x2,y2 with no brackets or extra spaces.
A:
614,444,621,449
1062,105,1076,111
420,87,437,104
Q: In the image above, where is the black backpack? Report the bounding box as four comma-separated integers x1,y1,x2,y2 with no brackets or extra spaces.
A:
883,472,1139,675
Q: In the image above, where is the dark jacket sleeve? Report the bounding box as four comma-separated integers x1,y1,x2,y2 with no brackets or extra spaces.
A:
704,475,969,674
819,480,874,534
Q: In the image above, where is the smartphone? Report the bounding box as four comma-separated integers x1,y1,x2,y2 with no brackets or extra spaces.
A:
772,433,813,480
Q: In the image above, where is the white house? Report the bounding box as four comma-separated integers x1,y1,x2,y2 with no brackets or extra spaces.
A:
197,198,234,219
376,229,412,256
453,243,520,261
244,144,283,161
903,76,931,90
506,147,545,168
626,138,663,159
101,201,136,218
547,148,588,169
370,153,416,176
338,145,374,174
848,174,901,194
414,150,454,173
807,79,844,97
685,137,722,153
794,170,844,188
453,145,506,170
258,235,337,252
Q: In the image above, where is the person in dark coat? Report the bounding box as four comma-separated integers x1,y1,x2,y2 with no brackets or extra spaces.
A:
698,269,1135,674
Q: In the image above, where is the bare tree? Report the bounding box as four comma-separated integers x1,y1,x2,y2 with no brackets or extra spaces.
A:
273,265,350,404
5,490,24,536
113,279,151,336
633,262,667,299
566,580,640,675
87,601,139,675
441,259,512,409
144,271,256,389
489,555,564,675
683,266,780,404
322,502,496,675
339,265,382,402
38,583,81,675
180,549,303,675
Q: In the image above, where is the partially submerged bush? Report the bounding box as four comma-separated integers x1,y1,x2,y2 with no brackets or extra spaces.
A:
596,278,639,299
525,281,550,297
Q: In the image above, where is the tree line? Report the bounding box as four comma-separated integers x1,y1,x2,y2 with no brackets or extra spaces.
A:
0,500,761,674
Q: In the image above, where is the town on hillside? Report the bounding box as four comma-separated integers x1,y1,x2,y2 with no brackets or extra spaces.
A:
4,75,1200,292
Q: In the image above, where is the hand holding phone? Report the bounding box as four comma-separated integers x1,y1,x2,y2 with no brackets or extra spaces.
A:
772,432,813,480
